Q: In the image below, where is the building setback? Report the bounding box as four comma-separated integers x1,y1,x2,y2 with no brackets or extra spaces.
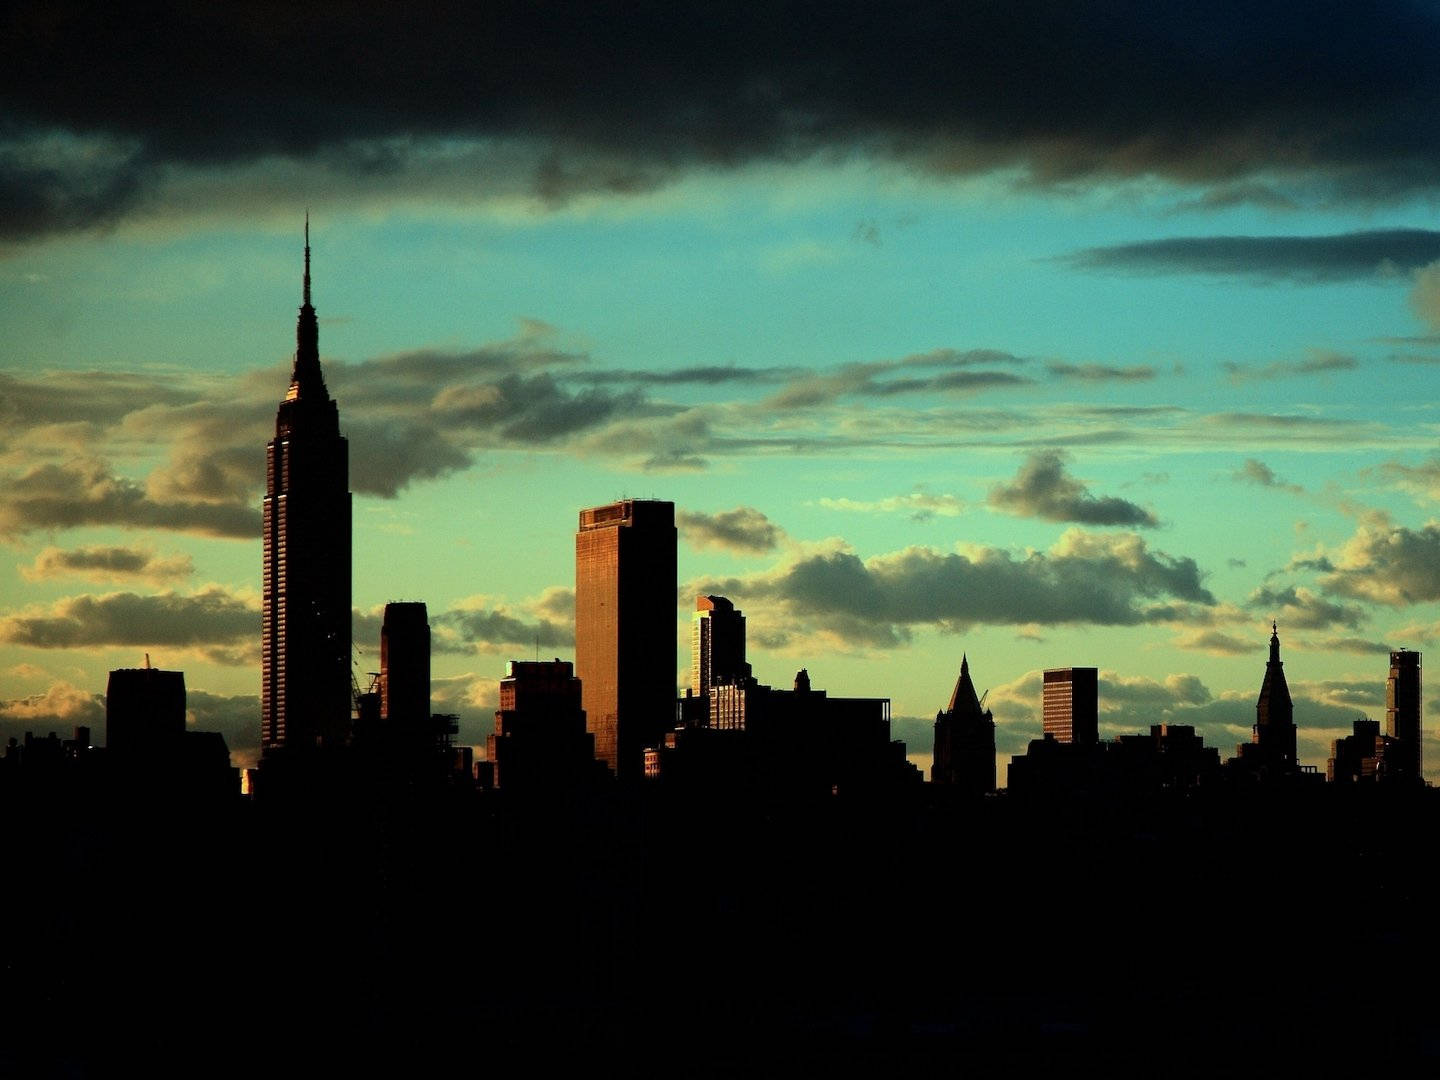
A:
574,499,677,780
260,221,353,754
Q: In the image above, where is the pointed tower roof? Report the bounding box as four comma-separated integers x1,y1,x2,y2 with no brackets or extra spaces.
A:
286,213,328,404
1256,621,1293,723
945,654,989,718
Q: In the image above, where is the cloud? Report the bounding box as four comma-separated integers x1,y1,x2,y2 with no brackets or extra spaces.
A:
185,689,261,767
0,587,259,665
0,682,105,742
13,3,1440,241
1233,458,1303,494
693,529,1214,647
988,450,1159,527
1046,363,1155,382
818,493,965,521
573,365,798,387
1318,516,1440,606
1308,637,1394,655
20,545,194,585
0,457,261,540
1067,230,1440,280
1375,455,1440,502
1174,630,1255,656
1223,350,1358,382
678,507,785,554
1409,260,1440,330
1246,585,1367,630
434,595,574,655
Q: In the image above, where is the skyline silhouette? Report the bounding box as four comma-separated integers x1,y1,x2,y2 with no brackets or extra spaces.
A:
7,6,1440,791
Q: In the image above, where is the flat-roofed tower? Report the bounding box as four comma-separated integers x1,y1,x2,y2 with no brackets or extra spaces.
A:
1042,667,1098,745
260,220,352,753
575,499,677,779
1386,649,1422,782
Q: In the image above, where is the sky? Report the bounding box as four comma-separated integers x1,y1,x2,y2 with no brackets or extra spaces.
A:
4,1,1440,781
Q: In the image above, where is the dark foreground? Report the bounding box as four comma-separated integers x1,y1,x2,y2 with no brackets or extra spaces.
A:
5,781,1437,1077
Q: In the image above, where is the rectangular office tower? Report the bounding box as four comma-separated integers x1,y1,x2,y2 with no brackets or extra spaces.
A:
381,601,431,728
1386,650,1423,781
1042,667,1098,745
575,500,677,779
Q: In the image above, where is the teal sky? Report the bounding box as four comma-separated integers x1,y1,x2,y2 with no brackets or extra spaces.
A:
4,4,1440,778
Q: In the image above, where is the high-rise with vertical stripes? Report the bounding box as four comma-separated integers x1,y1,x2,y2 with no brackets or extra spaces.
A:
261,222,353,754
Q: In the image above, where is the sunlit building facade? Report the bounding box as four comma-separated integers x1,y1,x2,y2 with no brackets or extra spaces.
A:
575,499,677,779
1042,667,1098,745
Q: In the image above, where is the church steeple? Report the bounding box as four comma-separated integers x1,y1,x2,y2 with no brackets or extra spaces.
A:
1268,620,1281,665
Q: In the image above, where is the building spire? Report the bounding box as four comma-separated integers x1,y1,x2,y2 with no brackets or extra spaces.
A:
1269,621,1281,665
286,215,326,405
303,210,311,308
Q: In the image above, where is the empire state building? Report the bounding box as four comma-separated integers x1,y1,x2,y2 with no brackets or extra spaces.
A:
261,222,353,753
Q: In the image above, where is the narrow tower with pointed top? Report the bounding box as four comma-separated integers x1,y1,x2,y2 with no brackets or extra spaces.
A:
932,654,996,794
261,221,353,754
1239,621,1297,775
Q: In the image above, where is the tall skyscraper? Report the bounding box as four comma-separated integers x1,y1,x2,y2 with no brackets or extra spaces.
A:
1042,667,1098,745
381,601,431,728
575,499,677,779
691,595,749,696
261,221,353,753
1386,649,1422,782
932,654,996,794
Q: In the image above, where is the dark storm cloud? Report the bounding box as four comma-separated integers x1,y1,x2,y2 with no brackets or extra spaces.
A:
678,507,784,554
0,458,262,539
696,530,1213,646
1067,230,1440,280
0,587,259,661
13,2,1440,239
988,450,1159,528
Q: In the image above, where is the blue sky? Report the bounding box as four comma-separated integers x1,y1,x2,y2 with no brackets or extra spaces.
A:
4,2,1440,778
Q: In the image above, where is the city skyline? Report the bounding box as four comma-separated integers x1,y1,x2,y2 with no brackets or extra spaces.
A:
5,5,1440,782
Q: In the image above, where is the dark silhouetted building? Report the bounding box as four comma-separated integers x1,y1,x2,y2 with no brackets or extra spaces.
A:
575,499,677,780
381,601,431,729
261,221,352,754
1229,623,1299,780
1042,667,1098,745
1328,716,1394,783
106,659,185,755
1008,723,1220,797
931,654,995,795
107,663,238,800
488,659,600,790
691,595,750,696
1385,649,1422,783
660,666,920,795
